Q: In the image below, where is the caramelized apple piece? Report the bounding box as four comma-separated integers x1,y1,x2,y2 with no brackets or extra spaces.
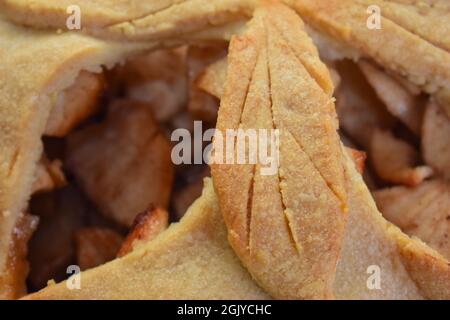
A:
66,100,174,227
45,71,104,137
359,61,425,135
371,129,433,187
335,60,395,148
0,213,38,299
27,187,86,290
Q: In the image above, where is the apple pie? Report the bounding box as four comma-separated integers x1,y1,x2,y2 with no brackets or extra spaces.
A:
0,0,449,300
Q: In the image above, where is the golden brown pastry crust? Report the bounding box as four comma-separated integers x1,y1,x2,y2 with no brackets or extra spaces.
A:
0,0,256,41
117,207,169,257
338,149,450,300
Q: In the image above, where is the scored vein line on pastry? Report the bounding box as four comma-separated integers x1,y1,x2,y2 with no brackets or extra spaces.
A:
266,11,334,97
266,14,345,207
110,0,192,29
264,26,300,254
237,62,256,250
104,0,190,28
246,164,256,252
225,45,257,236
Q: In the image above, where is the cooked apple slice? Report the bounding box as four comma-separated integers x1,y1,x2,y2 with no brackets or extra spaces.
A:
196,57,228,99
359,61,425,135
113,47,188,123
435,88,450,119
422,100,450,179
66,100,174,227
117,207,168,257
32,156,66,194
370,129,433,187
211,3,346,299
335,60,395,148
75,227,123,270
187,45,227,122
172,167,210,221
0,213,38,299
0,0,255,41
373,180,450,261
346,147,366,174
45,71,104,137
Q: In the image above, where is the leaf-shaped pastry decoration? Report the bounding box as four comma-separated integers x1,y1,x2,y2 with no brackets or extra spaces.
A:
211,3,347,299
